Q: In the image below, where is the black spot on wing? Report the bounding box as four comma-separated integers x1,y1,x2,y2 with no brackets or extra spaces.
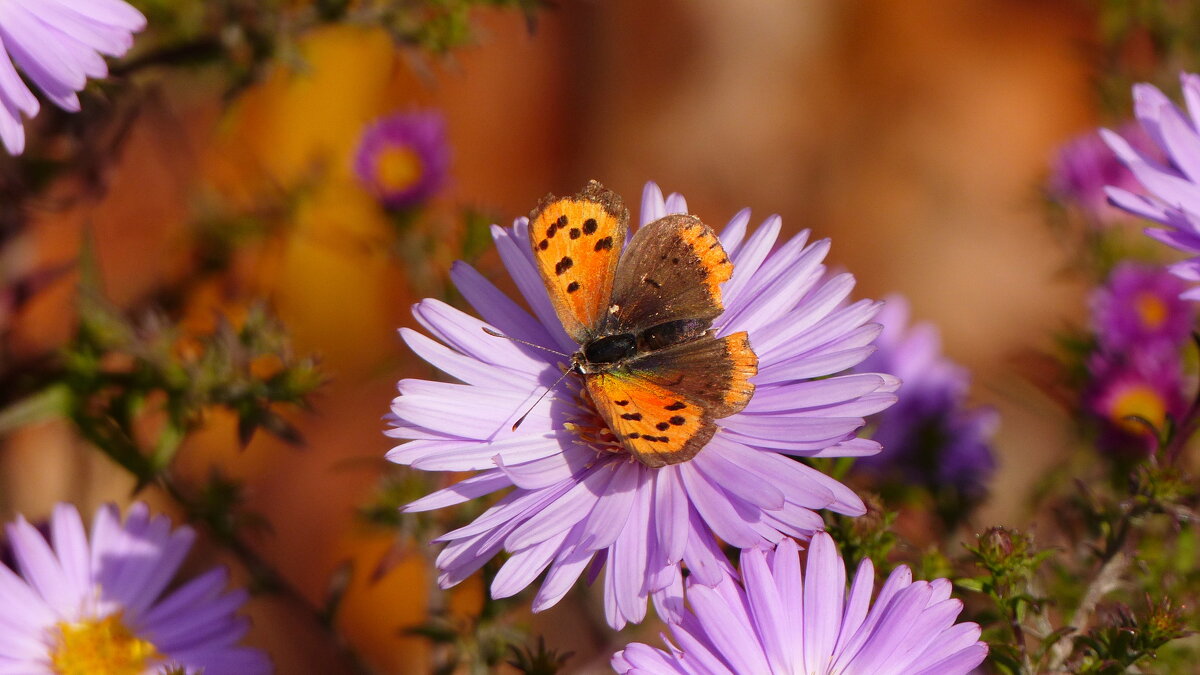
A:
555,257,574,275
620,412,643,421
669,416,685,425
583,218,598,234
595,237,614,252
665,401,686,411
614,399,629,406
569,228,581,239
566,281,581,293
655,422,670,431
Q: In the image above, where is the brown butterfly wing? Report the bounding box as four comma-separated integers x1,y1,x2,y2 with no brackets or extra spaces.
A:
585,331,757,467
528,180,629,342
604,214,733,335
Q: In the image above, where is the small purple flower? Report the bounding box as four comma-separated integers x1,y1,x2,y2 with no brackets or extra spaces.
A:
0,0,146,155
1091,262,1193,353
611,532,988,674
852,295,997,501
1049,124,1152,225
353,111,450,209
1084,351,1186,457
387,182,899,629
1103,73,1200,300
0,502,270,674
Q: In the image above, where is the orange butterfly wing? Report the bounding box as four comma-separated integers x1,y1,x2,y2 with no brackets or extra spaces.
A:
528,181,629,342
586,331,757,467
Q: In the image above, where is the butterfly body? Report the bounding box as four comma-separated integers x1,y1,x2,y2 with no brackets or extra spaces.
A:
529,181,758,468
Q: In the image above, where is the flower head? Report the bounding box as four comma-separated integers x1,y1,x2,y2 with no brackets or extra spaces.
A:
387,182,898,629
353,111,450,209
1103,72,1200,299
1049,124,1152,225
611,532,988,674
0,0,146,155
1084,351,1186,457
852,295,997,502
0,502,270,674
1090,262,1193,353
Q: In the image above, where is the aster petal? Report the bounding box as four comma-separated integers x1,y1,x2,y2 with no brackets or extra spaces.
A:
723,215,781,306
6,515,75,614
740,546,794,674
532,547,595,612
640,182,667,226
835,557,876,655
49,503,91,599
1156,95,1200,184
503,466,611,550
450,261,558,348
677,463,762,548
491,526,574,599
492,223,576,353
574,460,640,550
653,467,689,564
401,470,509,512
801,532,843,674
609,478,652,626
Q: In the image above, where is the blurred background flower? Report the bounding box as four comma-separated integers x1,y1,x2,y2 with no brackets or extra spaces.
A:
354,110,450,211
851,295,997,531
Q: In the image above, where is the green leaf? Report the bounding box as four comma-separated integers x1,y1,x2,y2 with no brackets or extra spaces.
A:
0,385,71,434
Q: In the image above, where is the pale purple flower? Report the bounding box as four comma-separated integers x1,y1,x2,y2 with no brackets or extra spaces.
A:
1049,124,1152,225
853,295,997,501
1103,73,1200,299
1090,262,1193,353
0,502,270,674
353,111,450,209
611,532,988,674
0,0,146,155
387,182,899,629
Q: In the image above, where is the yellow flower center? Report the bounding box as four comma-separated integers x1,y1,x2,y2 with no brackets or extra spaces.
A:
1109,384,1167,435
1135,291,1168,331
49,612,162,675
373,145,424,193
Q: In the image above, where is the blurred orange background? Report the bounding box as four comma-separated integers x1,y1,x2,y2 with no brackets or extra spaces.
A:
0,1,1101,672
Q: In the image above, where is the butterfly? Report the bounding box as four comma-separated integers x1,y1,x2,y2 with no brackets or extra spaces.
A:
527,180,758,468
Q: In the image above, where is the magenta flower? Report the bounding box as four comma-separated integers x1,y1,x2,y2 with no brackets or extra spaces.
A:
852,295,997,503
1103,73,1200,299
0,502,270,674
1084,351,1186,457
1091,262,1193,353
1049,124,1153,225
387,182,898,629
353,111,450,209
612,533,988,674
0,0,146,155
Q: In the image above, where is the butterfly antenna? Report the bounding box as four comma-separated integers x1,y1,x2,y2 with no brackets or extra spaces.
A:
481,326,570,358
480,327,576,431
510,367,575,431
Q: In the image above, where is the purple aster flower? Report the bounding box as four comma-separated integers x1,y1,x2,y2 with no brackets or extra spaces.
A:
1049,124,1153,225
387,182,899,629
611,532,988,674
353,111,450,209
1084,351,1187,457
0,0,146,155
1090,262,1193,353
0,502,270,674
852,295,997,503
1103,72,1200,300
